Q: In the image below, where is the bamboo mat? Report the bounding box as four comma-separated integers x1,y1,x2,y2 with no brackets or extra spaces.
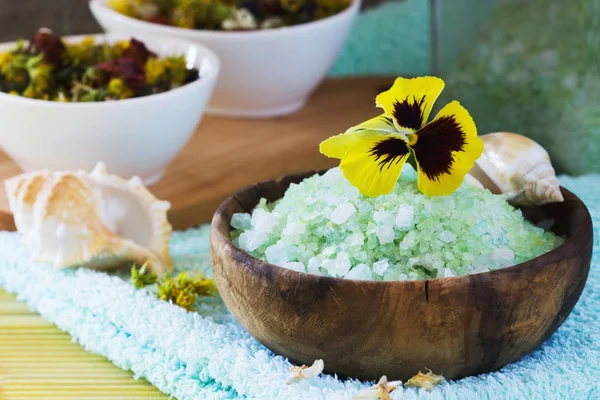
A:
0,289,168,400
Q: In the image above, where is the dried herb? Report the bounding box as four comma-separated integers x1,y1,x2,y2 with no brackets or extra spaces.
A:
130,263,158,289
157,272,219,311
109,0,351,31
130,263,218,311
29,29,66,66
0,28,199,102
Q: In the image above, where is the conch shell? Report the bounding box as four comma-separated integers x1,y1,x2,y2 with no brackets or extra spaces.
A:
5,163,173,273
469,132,563,205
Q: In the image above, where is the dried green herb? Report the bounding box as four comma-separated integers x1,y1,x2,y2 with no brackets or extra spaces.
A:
130,263,218,311
157,272,218,311
109,0,351,31
130,263,158,289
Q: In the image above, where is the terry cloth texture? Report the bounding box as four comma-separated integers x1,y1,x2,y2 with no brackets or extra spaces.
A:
0,175,598,399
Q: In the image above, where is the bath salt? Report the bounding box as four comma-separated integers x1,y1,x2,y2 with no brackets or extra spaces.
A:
231,165,563,281
330,202,357,225
345,263,373,280
395,205,415,230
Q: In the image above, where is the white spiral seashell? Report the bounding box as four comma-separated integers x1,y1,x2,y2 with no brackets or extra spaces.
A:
470,132,564,206
5,163,173,273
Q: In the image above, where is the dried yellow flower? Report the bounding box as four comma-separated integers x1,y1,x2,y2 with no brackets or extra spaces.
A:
107,77,134,99
22,86,36,98
165,56,187,84
404,369,444,391
144,57,165,85
110,40,131,59
109,0,137,17
157,272,218,311
145,55,188,86
171,7,196,28
130,263,158,289
130,262,216,310
66,36,97,65
0,51,14,75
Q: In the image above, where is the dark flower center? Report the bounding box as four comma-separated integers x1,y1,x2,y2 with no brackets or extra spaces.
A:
392,95,426,130
369,137,410,171
411,116,467,181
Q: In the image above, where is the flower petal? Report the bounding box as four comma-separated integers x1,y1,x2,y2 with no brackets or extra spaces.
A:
340,132,410,197
345,114,397,134
375,77,445,132
320,131,380,159
411,101,483,196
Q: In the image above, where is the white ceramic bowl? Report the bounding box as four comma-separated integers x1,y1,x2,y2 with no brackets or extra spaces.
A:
0,33,219,184
90,0,360,118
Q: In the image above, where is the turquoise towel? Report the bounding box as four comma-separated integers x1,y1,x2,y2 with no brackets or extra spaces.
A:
0,175,598,399
329,0,432,77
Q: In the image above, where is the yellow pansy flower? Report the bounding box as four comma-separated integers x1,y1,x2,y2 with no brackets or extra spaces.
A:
320,76,483,197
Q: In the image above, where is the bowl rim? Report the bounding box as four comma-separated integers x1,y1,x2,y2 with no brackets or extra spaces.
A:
211,169,593,286
0,32,220,108
90,0,361,39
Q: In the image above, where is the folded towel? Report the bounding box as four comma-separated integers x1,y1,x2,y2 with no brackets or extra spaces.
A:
0,175,598,399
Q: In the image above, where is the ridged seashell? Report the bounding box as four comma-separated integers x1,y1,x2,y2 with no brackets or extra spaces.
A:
469,132,564,206
5,163,173,273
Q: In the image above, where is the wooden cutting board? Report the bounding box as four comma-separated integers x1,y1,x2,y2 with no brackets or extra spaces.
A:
0,77,394,399
0,77,394,231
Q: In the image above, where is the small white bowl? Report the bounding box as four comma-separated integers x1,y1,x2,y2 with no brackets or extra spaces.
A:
0,33,220,185
90,0,360,118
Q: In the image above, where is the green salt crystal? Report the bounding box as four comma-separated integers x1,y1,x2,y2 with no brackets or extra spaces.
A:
346,263,373,280
231,166,563,281
231,213,252,230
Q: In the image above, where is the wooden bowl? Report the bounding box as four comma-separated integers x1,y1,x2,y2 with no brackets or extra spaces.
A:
210,171,593,381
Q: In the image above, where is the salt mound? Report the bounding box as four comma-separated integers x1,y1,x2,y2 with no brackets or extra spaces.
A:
231,165,562,281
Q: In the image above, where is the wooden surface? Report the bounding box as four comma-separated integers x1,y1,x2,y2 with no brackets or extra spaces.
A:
0,76,395,232
0,289,167,400
0,77,390,398
210,172,593,381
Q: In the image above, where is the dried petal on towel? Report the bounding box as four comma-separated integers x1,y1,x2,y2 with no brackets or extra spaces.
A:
352,376,402,399
404,369,445,390
285,359,324,384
